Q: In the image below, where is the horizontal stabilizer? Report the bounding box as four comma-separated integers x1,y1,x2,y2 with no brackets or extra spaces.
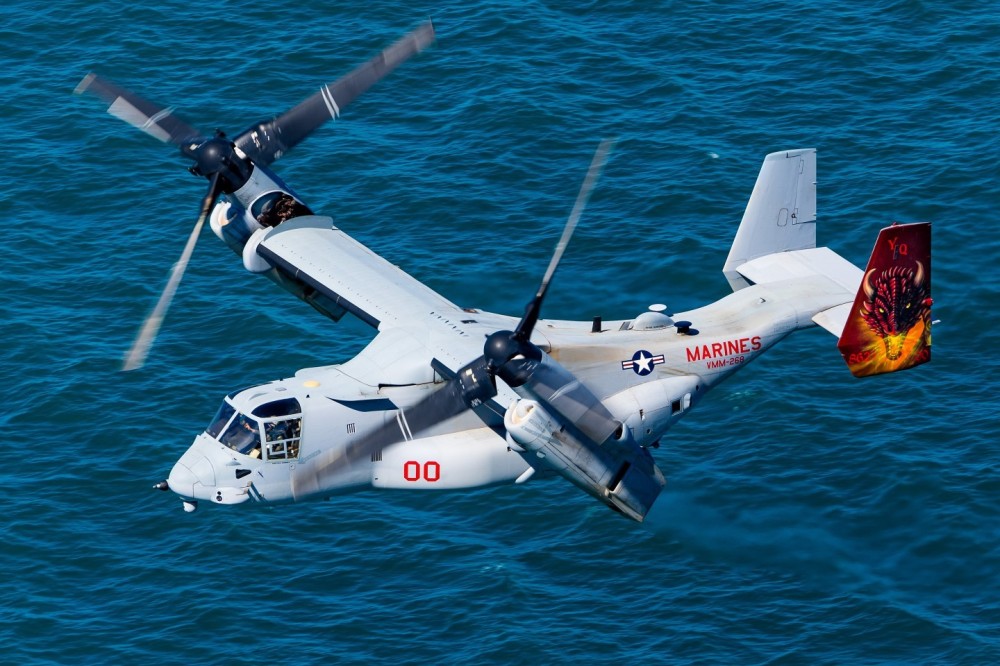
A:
736,246,861,292
837,222,932,377
736,247,862,337
812,302,853,337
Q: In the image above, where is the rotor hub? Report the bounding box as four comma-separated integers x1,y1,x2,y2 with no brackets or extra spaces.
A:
484,330,542,388
186,135,252,193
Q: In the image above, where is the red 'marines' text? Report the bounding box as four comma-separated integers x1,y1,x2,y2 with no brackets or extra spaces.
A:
686,336,762,362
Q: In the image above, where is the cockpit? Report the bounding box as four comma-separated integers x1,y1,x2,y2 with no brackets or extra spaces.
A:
206,395,302,461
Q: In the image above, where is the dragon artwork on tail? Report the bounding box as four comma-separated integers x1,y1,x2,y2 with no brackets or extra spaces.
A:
859,261,931,361
838,222,933,377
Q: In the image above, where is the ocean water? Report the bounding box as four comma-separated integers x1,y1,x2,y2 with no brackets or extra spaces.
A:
3,0,998,663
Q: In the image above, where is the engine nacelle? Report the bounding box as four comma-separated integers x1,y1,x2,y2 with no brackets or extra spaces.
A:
504,399,665,522
210,157,313,264
210,199,257,250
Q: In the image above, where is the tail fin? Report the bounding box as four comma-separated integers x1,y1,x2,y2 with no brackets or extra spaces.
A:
837,222,932,377
723,149,817,291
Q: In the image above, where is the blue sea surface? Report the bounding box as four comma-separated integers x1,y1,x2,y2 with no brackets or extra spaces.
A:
2,1,998,663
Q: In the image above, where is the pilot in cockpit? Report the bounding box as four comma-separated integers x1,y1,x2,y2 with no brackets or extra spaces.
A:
229,414,262,459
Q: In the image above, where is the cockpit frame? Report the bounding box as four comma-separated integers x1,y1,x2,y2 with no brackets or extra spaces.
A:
206,395,303,462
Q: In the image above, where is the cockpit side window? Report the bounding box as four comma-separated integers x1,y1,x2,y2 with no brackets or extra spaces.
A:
207,401,237,439
252,398,302,418
219,413,262,458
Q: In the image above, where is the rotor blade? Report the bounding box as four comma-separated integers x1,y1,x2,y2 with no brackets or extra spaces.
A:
122,172,222,371
515,137,615,341
75,73,204,146
514,352,621,445
292,358,492,499
234,20,435,166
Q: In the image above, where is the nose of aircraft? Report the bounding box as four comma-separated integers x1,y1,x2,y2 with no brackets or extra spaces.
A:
166,461,198,496
166,446,217,500
160,434,254,510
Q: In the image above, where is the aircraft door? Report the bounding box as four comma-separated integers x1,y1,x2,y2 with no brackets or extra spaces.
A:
263,417,302,460
251,398,304,462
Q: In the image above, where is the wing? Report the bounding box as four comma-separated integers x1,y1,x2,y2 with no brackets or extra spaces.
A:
256,215,467,331
254,214,521,386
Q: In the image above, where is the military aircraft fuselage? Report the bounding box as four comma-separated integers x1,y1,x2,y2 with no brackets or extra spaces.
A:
167,234,842,512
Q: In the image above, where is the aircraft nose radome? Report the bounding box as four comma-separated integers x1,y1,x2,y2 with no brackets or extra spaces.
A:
167,461,198,497
167,452,216,499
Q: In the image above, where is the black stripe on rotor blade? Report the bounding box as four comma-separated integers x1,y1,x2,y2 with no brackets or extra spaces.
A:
234,21,435,165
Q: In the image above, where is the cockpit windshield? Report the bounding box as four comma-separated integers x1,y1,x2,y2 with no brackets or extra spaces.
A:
207,401,236,439
219,412,263,458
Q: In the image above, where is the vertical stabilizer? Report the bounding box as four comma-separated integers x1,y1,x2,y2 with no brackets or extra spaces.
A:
837,222,932,377
723,149,817,291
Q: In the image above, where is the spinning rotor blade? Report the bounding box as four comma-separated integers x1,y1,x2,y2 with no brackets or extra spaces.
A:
493,138,619,443
122,173,223,371
234,20,436,166
517,354,621,445
515,138,615,342
74,73,204,146
75,74,252,193
292,356,495,498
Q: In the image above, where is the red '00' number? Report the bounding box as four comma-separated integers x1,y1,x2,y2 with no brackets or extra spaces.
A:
403,461,440,482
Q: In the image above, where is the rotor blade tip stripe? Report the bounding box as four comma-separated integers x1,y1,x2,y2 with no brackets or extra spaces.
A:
74,73,97,95
320,85,340,119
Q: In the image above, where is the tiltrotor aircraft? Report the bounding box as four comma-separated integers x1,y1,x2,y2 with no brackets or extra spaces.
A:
77,22,933,521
